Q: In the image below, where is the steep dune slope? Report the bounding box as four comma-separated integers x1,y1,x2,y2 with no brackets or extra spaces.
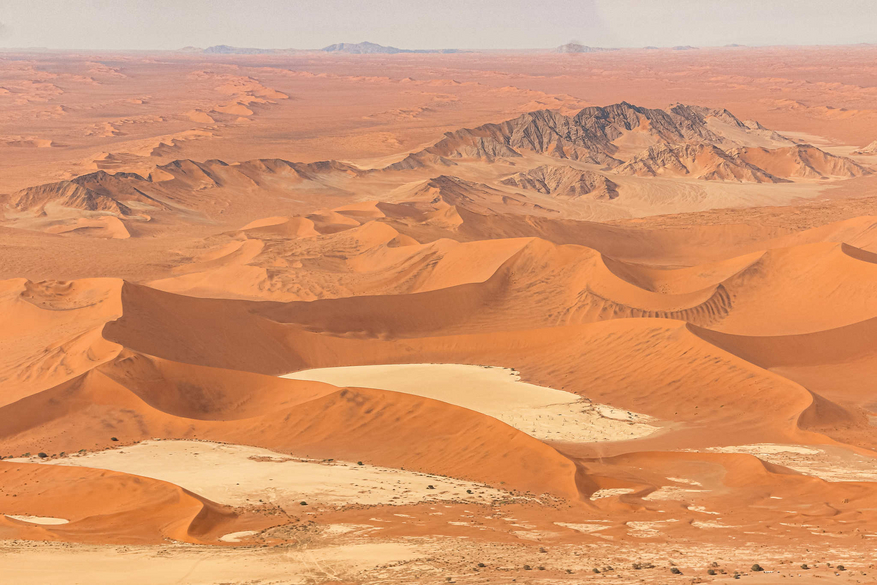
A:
713,243,877,335
0,278,123,407
97,282,823,451
692,315,877,450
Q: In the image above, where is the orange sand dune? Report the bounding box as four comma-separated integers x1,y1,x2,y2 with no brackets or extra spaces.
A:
0,278,123,407
0,350,580,500
95,284,826,451
0,461,276,544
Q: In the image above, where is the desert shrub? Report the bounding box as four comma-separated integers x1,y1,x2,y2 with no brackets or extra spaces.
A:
670,567,682,574
752,564,764,572
37,452,48,458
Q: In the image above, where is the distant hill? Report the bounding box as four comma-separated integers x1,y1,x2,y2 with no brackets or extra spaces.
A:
556,43,615,53
203,45,276,55
321,41,458,54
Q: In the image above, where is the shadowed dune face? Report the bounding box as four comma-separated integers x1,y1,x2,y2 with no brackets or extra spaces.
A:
4,48,877,581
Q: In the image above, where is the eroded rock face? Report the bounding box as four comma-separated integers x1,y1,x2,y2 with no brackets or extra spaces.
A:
615,143,788,183
389,101,868,184
397,102,754,166
501,165,619,199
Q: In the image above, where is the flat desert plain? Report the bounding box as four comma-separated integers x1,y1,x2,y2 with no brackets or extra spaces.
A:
3,46,877,583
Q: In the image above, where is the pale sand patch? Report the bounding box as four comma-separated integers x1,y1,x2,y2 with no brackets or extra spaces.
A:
626,520,678,538
688,505,721,515
0,541,418,585
283,364,657,443
4,515,69,525
590,488,635,500
696,444,877,482
20,440,509,508
555,522,611,534
217,530,257,543
667,476,702,486
692,520,737,529
321,524,374,537
642,486,707,501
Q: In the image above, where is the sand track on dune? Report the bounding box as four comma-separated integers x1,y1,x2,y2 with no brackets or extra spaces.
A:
283,364,657,444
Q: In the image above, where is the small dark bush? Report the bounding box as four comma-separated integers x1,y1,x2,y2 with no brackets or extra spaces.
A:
670,567,682,575
801,564,810,570
523,565,532,570
752,564,764,572
707,569,717,575
427,485,435,490
37,452,48,458
592,568,601,574
299,501,307,506
110,437,119,442
357,461,363,466
838,565,846,571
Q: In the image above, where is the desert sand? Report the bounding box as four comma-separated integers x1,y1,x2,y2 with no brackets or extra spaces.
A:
2,45,877,583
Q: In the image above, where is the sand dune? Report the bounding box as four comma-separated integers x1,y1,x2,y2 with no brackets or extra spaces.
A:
0,460,277,544
0,349,581,500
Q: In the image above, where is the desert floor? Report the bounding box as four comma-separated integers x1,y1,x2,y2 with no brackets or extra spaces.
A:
3,46,877,583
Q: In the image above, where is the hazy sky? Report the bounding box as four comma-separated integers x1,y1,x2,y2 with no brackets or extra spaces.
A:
0,0,874,50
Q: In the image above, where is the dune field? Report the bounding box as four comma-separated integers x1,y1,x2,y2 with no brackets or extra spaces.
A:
3,44,877,583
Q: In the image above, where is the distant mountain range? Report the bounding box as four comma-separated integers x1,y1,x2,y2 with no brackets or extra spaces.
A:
183,42,726,56
321,42,459,54
184,42,459,55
